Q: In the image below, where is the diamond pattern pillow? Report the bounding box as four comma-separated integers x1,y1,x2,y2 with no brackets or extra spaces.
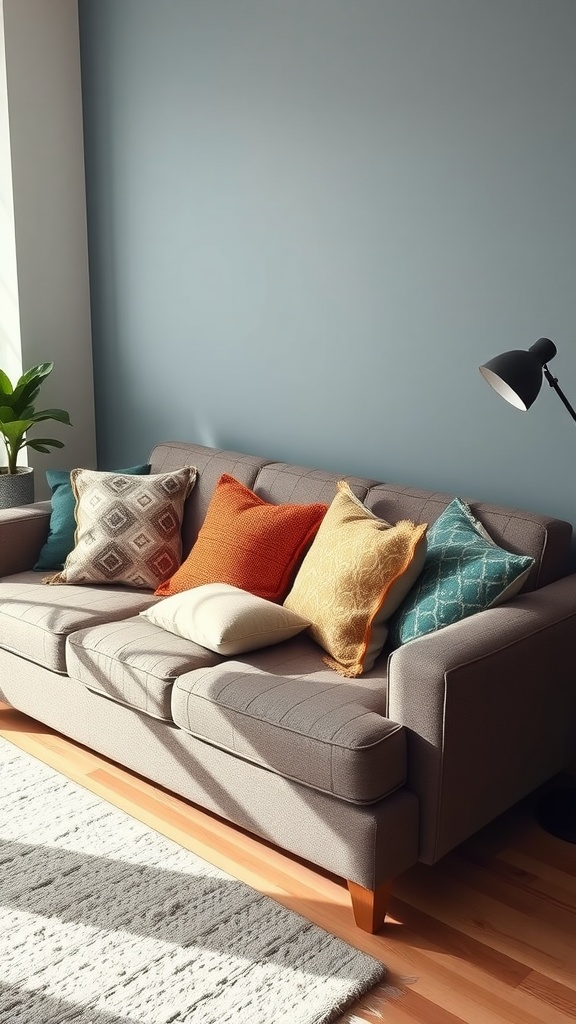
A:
45,466,197,590
34,463,151,572
387,497,535,647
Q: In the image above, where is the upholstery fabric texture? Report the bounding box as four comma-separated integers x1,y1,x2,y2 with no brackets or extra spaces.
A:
34,463,151,572
142,583,310,655
45,467,196,590
156,473,327,601
66,615,223,720
387,496,535,647
284,480,427,677
0,503,51,578
387,576,576,862
252,462,375,506
0,571,157,673
0,643,420,890
171,660,406,802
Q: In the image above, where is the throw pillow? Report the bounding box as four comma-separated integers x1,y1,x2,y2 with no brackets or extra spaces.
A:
44,466,197,590
155,473,328,602
284,480,428,677
34,463,151,571
141,583,310,655
387,496,535,647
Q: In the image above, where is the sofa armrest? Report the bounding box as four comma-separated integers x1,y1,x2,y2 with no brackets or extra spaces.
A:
387,573,576,864
0,501,51,577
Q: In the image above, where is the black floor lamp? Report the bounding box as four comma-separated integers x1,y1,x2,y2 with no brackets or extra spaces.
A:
479,338,576,844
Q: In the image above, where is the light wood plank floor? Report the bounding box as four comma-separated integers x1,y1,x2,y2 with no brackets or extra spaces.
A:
1,700,575,1023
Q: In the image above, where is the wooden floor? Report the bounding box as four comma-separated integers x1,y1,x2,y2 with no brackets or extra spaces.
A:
1,700,575,1024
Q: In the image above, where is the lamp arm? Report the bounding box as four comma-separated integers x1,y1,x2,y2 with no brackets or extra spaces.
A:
543,366,576,424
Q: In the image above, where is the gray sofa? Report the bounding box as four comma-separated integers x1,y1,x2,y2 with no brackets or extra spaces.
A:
2,440,576,933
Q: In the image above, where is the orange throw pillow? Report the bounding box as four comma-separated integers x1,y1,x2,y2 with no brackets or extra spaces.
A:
155,473,328,602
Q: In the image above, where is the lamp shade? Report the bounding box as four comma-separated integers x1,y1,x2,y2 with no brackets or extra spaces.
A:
479,338,557,411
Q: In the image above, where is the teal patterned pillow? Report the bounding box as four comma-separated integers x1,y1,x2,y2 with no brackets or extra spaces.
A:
387,498,534,647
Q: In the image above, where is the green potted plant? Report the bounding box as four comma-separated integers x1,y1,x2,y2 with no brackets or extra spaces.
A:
0,362,71,509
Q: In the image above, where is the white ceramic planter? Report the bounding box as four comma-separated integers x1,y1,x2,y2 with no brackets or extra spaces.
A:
0,466,35,508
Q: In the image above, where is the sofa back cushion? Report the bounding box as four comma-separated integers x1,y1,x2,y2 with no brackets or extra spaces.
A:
252,462,376,506
149,443,270,554
149,443,572,592
364,484,571,592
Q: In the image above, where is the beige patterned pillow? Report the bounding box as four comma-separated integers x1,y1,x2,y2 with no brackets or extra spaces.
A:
284,480,428,677
45,466,197,590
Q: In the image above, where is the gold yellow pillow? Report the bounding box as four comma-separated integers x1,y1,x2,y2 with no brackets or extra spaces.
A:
284,481,427,677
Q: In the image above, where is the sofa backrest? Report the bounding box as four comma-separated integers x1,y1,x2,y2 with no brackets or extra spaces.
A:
149,441,269,555
149,441,572,592
363,484,571,592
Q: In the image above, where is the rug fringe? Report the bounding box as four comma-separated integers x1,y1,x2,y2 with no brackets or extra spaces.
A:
337,975,415,1022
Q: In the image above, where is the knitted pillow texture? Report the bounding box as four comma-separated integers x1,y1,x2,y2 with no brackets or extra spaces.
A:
284,480,428,677
34,463,151,571
387,497,535,647
156,473,328,602
45,466,197,590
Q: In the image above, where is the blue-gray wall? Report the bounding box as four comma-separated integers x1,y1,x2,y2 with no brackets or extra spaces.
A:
78,0,576,526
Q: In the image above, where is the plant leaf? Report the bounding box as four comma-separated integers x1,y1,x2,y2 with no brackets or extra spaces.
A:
24,442,51,453
0,370,13,398
13,362,54,393
11,363,54,411
0,419,34,443
28,408,72,426
0,365,70,462
10,384,42,416
25,438,66,453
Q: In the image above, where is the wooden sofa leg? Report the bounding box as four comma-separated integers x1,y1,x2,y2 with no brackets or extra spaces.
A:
347,879,394,933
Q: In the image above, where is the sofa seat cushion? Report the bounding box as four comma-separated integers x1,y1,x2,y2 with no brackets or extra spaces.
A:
171,642,405,803
66,616,224,720
0,571,158,673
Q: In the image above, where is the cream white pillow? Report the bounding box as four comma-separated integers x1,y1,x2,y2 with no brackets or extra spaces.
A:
141,582,310,655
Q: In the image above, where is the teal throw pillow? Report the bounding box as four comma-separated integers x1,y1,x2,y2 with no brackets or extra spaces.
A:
34,463,151,571
387,497,534,647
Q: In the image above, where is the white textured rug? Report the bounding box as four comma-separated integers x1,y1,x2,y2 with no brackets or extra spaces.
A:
0,737,386,1024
